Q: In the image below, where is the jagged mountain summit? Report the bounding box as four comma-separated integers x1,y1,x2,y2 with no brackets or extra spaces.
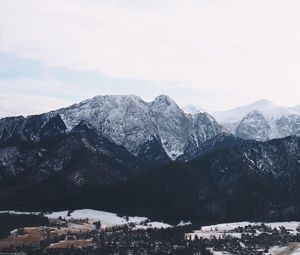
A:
235,110,271,141
0,95,227,161
210,99,300,141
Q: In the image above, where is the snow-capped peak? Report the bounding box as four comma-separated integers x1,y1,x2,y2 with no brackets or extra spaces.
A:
150,95,181,112
212,99,300,124
182,105,205,115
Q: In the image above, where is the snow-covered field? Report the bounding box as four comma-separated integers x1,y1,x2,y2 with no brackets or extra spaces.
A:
0,209,172,229
46,209,147,227
184,221,300,255
2,210,300,254
186,221,300,240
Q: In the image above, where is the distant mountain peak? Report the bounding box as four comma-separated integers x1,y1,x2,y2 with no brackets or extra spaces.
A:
212,98,298,124
250,99,274,107
235,110,270,140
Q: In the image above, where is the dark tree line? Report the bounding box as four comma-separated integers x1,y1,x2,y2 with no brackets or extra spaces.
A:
0,213,49,238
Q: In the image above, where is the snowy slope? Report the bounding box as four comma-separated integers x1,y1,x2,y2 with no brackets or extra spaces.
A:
0,209,171,229
46,209,147,227
45,209,171,229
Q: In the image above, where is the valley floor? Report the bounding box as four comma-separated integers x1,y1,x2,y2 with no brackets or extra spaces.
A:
1,209,300,255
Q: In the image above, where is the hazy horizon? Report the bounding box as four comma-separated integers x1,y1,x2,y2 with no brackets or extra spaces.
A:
0,94,299,118
2,0,300,116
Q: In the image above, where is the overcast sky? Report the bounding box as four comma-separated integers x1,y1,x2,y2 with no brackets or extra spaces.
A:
1,0,300,117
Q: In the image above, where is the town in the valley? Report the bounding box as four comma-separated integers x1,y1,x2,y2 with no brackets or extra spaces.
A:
1,210,300,255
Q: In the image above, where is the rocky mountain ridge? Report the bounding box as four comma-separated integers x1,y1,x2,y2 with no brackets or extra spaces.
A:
0,95,227,161
194,99,300,142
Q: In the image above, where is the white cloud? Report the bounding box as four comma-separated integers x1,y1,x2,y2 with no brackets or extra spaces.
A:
0,93,71,118
1,0,300,110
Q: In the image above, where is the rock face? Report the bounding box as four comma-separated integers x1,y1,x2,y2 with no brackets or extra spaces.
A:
0,113,64,143
235,111,271,140
233,111,300,141
275,115,300,137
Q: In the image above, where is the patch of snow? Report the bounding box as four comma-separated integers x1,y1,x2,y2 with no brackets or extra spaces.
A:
244,153,255,165
46,209,148,228
177,221,192,226
292,248,300,255
10,229,18,236
144,222,172,229
201,221,252,232
0,209,173,230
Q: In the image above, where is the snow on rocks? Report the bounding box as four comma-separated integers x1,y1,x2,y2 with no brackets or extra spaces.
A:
56,95,226,160
211,99,300,141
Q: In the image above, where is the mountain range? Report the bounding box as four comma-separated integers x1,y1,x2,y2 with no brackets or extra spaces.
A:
1,95,300,224
212,99,300,141
185,99,300,141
